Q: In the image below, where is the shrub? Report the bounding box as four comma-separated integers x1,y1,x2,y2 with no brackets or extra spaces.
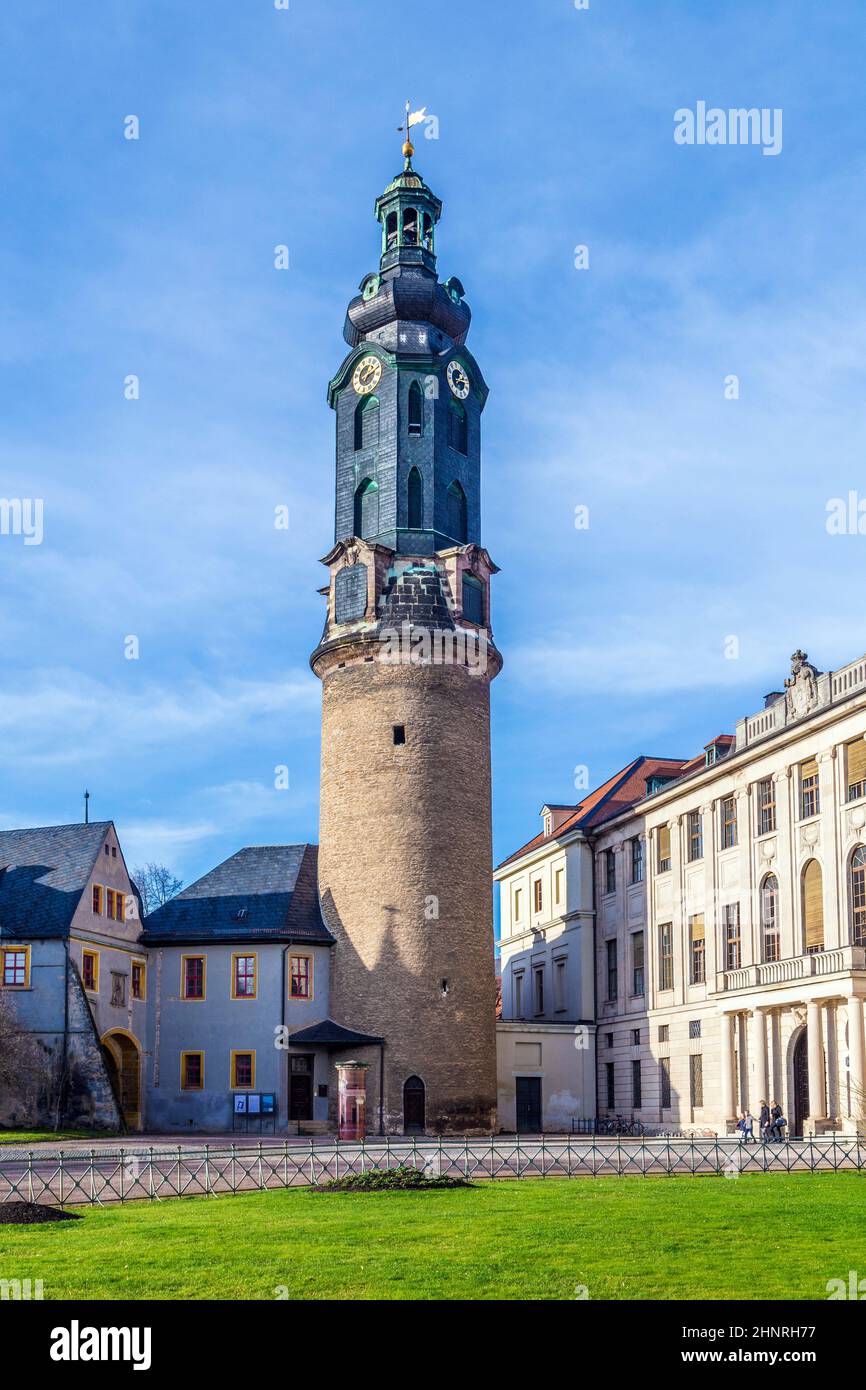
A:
315,1164,471,1193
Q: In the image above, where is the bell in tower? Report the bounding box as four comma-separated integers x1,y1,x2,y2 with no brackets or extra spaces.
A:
311,122,501,1135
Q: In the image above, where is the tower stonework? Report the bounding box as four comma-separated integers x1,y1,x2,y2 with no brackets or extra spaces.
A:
311,148,501,1134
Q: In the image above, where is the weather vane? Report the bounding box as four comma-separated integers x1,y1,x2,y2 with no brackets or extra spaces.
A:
397,100,427,168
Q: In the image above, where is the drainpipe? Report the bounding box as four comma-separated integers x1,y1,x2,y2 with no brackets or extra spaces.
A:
589,833,599,1125
379,1042,385,1136
281,944,290,1127
59,939,70,1130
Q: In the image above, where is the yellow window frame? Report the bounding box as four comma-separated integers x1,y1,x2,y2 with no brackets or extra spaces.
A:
180,1051,205,1090
180,954,207,1001
1,944,31,989
231,952,257,1001
230,1050,256,1090
82,948,100,993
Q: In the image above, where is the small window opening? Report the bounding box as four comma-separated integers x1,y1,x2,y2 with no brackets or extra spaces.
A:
393,725,406,745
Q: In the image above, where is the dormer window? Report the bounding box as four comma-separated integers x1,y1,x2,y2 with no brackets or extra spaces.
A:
544,814,552,837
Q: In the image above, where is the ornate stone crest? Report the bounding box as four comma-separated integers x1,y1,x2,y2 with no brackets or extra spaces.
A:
784,650,819,722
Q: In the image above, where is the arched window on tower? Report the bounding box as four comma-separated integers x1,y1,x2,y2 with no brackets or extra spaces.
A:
761,874,779,962
403,1075,425,1134
402,207,418,246
851,846,866,946
802,859,824,955
354,478,379,540
446,480,468,544
407,467,423,530
462,572,485,626
385,211,398,250
448,400,468,455
408,380,423,438
354,394,379,452
422,212,434,251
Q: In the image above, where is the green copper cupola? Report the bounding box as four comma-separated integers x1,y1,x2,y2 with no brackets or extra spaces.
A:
375,165,442,277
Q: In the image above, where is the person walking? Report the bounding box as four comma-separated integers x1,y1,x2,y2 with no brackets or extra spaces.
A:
758,1100,771,1141
770,1100,786,1142
739,1109,756,1143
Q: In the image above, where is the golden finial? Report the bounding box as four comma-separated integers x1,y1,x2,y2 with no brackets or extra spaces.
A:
397,100,425,169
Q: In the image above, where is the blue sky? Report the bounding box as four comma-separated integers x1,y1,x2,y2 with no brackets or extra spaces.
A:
2,0,866,890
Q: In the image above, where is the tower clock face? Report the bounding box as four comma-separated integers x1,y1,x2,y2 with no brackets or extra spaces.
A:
446,361,470,400
352,355,383,395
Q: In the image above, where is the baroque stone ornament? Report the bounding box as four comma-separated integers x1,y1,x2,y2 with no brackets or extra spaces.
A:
784,649,819,721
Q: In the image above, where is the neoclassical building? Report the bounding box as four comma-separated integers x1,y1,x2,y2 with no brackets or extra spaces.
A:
497,650,866,1136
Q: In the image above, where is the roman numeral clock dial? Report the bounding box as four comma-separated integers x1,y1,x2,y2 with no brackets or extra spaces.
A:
446,360,470,399
352,355,383,394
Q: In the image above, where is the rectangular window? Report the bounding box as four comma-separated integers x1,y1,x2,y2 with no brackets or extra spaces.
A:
689,914,706,985
513,888,523,922
110,971,127,1008
847,739,866,803
757,778,776,835
290,955,312,1000
131,959,146,1001
689,1053,704,1108
232,953,257,1000
659,1056,672,1109
182,955,205,1000
631,1058,642,1109
82,950,99,993
533,966,544,1015
92,884,103,915
689,1018,702,1039
606,939,617,1001
605,1061,615,1110
605,1032,613,1048
554,867,564,906
513,971,524,1018
800,759,820,820
631,1027,640,1046
721,796,738,849
605,849,616,895
658,922,673,991
181,1051,204,1091
533,879,543,914
1,946,29,989
724,902,741,971
631,931,645,997
658,1024,669,1044
393,724,406,746
554,958,566,1012
231,1051,256,1090
687,810,703,862
657,825,671,873
105,888,125,923
630,836,644,884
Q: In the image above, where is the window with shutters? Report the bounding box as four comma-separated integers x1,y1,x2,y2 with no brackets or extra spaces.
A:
687,810,703,861
851,846,866,947
847,740,866,803
632,931,645,996
761,874,780,962
689,1054,704,1108
462,573,484,626
689,914,706,984
721,796,737,849
757,778,776,835
354,393,379,451
407,381,424,438
802,859,824,954
353,478,379,539
657,825,671,873
407,466,423,528
658,922,674,991
800,759,820,819
446,479,468,542
724,902,741,971
659,1056,672,1109
448,401,468,455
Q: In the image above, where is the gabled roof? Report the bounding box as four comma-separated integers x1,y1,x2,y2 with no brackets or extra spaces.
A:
0,822,112,940
495,757,689,871
141,844,332,945
288,1018,383,1048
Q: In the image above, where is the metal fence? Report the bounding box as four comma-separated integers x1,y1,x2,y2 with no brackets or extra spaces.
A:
2,1134,865,1207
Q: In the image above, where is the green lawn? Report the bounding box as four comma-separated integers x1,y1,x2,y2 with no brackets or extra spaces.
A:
0,1130,115,1146
0,1172,861,1300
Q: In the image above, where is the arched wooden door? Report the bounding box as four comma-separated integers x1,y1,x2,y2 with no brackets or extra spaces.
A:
101,1031,141,1131
403,1075,425,1134
793,1030,809,1137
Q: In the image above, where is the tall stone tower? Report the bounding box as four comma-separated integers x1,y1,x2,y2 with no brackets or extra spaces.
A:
311,134,501,1135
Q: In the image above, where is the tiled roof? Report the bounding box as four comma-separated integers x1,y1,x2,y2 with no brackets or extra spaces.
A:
140,844,332,945
0,822,111,940
495,756,689,870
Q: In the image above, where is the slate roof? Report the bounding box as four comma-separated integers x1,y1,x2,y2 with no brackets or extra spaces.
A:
0,822,112,940
288,1019,383,1048
141,844,332,946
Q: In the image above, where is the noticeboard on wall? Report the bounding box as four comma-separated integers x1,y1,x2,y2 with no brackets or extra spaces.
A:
231,1092,277,1132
